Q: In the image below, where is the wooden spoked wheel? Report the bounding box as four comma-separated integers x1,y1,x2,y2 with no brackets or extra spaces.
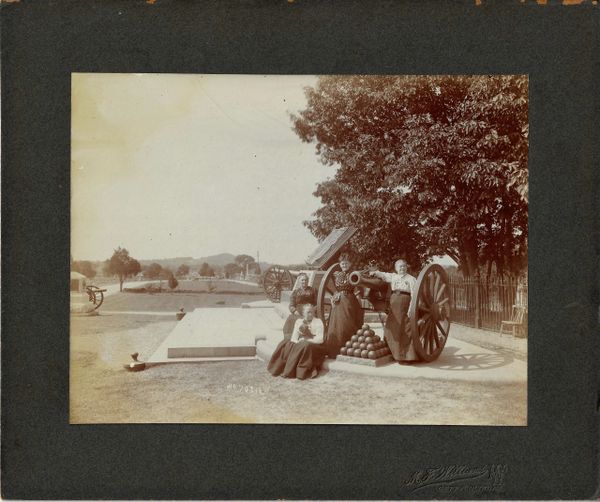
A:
262,265,293,303
408,263,451,362
316,262,341,329
86,285,105,311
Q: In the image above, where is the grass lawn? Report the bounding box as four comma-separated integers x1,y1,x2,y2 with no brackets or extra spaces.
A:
71,296,527,425
173,279,262,293
103,280,265,312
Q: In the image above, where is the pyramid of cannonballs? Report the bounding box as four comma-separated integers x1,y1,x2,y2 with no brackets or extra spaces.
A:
339,324,391,360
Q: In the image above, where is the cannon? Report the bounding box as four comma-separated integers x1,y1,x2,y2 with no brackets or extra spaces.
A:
262,265,296,302
70,271,107,313
317,261,451,362
85,285,107,310
261,227,358,303
262,226,451,362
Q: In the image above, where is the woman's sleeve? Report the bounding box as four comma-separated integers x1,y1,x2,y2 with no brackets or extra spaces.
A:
289,290,298,313
410,276,417,297
310,320,324,344
381,272,394,283
331,272,341,291
374,271,393,283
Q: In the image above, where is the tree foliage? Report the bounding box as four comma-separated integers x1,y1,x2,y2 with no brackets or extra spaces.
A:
292,75,528,276
235,254,255,268
145,263,163,279
159,267,173,280
199,262,215,277
106,247,141,291
168,274,179,290
176,264,190,277
72,260,97,279
224,262,242,278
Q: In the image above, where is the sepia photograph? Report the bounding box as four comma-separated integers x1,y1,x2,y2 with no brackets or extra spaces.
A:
70,73,528,425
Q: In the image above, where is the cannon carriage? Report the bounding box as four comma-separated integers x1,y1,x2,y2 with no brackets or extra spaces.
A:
262,227,451,362
70,271,107,314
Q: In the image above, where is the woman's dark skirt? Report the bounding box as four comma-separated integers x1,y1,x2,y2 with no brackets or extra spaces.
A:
267,340,327,380
324,293,364,358
384,292,412,360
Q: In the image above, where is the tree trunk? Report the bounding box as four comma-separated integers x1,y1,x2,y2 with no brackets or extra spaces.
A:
119,274,124,292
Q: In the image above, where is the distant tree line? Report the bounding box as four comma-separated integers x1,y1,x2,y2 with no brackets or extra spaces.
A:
223,254,261,279
71,249,263,289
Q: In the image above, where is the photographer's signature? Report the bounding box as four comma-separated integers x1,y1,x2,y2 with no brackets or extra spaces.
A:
225,383,267,395
405,464,507,494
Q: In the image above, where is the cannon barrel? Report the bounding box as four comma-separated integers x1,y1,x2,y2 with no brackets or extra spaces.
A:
348,270,387,292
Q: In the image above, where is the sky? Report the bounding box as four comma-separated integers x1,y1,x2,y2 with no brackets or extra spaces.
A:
71,73,332,264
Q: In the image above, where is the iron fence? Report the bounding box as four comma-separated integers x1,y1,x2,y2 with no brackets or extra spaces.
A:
448,274,528,333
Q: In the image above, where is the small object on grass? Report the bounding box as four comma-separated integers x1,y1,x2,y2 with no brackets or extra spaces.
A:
124,352,146,372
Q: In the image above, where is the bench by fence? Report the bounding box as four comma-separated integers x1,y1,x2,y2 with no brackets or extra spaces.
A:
449,274,528,333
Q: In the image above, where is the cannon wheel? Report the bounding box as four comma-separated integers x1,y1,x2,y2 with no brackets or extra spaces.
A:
317,262,342,329
263,265,293,303
86,285,105,311
408,263,451,362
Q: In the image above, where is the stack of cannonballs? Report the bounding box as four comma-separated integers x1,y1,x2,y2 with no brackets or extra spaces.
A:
339,324,391,360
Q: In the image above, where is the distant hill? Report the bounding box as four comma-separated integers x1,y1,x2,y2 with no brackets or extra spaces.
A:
136,253,268,273
197,253,236,267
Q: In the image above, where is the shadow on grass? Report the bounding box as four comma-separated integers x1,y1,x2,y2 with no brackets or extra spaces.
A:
434,352,513,371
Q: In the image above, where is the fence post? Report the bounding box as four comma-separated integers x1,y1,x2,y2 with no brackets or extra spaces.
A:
474,276,482,328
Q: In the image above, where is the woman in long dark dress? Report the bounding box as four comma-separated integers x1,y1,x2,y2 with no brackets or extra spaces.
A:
372,259,417,361
323,254,364,358
268,305,326,380
282,273,317,340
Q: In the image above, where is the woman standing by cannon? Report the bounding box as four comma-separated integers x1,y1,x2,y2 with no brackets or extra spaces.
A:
282,273,317,340
323,253,364,358
372,259,417,361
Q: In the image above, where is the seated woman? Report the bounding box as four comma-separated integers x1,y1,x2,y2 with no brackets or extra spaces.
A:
268,304,326,380
282,272,317,340
372,259,417,361
323,253,364,358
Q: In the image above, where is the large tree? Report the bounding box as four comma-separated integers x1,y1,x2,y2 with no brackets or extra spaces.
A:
292,75,528,276
106,247,141,291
